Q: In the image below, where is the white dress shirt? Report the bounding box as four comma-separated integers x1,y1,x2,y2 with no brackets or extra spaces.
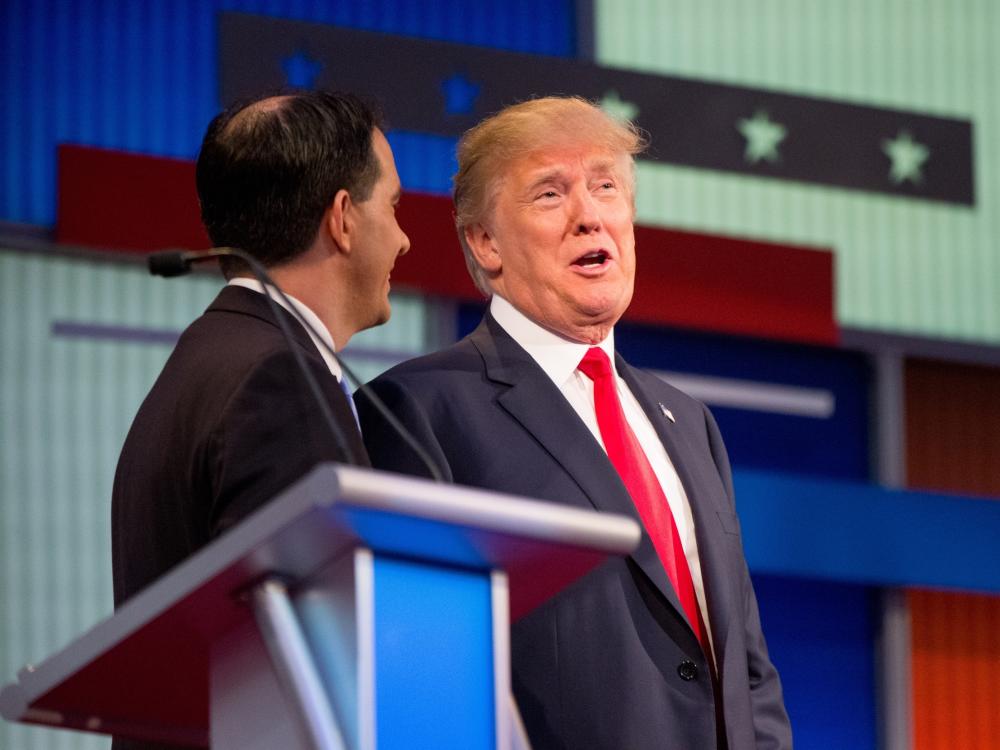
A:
490,294,714,654
227,277,344,381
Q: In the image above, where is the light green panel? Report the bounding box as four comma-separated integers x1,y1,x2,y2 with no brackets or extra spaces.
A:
0,249,429,749
597,0,1000,343
342,293,431,383
0,251,219,750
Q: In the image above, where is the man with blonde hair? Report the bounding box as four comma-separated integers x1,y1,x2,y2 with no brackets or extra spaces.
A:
357,96,791,750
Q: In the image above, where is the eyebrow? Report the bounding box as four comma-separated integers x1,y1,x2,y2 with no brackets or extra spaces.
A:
585,157,618,174
525,169,566,192
525,158,621,191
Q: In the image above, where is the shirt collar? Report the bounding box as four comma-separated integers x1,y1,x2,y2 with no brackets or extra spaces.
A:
489,294,617,387
227,277,343,380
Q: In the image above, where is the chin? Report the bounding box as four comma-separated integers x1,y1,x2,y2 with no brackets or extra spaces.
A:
577,293,629,322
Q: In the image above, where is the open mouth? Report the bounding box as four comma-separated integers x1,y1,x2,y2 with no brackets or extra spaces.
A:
572,250,610,268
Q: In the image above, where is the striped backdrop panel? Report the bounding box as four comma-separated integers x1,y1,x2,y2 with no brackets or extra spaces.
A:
0,249,429,749
904,358,1000,750
0,0,575,225
596,0,1000,345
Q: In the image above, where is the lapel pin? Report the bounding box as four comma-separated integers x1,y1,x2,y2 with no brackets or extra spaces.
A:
659,403,675,423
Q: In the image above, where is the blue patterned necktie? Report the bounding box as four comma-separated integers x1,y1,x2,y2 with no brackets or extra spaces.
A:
338,376,360,429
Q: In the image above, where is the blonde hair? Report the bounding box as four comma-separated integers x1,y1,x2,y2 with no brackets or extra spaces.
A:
452,96,647,294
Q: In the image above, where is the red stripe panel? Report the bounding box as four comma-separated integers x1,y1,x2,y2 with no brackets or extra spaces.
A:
629,225,836,344
57,144,211,253
56,145,836,345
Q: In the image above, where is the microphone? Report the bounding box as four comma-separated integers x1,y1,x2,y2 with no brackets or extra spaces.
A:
148,247,445,482
148,249,227,277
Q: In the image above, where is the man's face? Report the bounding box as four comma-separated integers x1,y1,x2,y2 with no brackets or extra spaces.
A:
470,144,636,343
348,129,410,329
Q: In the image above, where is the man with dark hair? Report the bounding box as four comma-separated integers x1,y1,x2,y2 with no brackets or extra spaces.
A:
195,92,385,278
111,92,409,740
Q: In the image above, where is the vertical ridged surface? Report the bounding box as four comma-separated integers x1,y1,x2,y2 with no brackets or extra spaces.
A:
0,249,429,749
904,358,1000,750
0,252,219,750
0,0,575,226
909,589,1000,750
596,0,1000,344
905,359,1000,498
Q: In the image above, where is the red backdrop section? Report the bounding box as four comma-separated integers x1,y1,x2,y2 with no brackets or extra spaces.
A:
57,145,212,253
56,144,836,345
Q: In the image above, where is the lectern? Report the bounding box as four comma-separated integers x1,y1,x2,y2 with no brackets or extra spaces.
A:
1,464,639,749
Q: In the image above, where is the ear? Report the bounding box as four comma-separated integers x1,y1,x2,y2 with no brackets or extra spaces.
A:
464,222,502,274
325,188,354,255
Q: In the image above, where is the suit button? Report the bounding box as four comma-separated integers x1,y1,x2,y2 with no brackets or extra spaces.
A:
677,660,698,681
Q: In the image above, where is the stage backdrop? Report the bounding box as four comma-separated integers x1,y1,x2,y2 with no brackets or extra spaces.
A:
597,0,1000,345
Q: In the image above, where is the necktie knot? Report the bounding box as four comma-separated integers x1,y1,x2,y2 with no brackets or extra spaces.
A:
578,346,613,382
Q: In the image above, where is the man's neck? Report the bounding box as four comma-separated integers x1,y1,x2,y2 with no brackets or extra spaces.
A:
258,264,355,349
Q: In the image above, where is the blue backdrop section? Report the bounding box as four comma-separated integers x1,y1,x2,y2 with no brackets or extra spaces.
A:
735,468,1000,592
385,131,459,195
1,0,576,225
614,321,872,480
753,574,878,750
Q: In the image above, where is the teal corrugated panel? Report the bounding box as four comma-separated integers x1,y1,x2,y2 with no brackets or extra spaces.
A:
0,250,431,749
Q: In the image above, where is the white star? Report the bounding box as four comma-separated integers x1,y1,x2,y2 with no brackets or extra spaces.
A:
882,130,930,185
737,110,787,164
599,90,639,123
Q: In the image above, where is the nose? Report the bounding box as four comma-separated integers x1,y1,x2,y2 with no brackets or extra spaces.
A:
571,189,602,234
398,225,411,256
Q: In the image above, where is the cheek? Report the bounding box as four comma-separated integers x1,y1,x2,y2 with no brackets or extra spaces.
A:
614,222,636,260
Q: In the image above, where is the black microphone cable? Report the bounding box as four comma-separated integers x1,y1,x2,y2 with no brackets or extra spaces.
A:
148,247,445,483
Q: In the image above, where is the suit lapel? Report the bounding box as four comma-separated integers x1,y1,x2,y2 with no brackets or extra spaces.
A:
470,316,686,619
618,361,736,665
208,285,320,357
208,286,368,467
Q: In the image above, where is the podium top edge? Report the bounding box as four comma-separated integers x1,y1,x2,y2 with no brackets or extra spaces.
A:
321,463,642,554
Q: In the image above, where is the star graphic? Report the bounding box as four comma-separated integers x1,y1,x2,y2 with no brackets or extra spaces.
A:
599,90,639,123
441,73,481,115
282,49,323,90
737,110,787,164
882,130,930,185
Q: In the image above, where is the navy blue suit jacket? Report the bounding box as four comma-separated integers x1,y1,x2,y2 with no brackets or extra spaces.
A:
356,313,792,750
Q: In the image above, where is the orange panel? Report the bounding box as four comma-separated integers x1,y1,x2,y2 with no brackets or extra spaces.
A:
907,360,1000,750
910,589,1000,750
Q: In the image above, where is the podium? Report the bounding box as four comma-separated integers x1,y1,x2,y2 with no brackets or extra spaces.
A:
1,464,640,749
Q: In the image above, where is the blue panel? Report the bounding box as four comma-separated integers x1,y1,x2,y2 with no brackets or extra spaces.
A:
385,131,459,196
373,556,494,750
736,468,1000,592
1,0,577,225
615,322,872,480
753,574,878,750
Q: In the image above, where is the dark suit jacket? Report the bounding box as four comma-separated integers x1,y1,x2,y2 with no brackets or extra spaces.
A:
356,313,792,750
111,285,368,750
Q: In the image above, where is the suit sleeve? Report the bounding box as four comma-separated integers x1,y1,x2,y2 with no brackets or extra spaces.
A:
354,376,454,482
703,404,794,750
206,348,367,537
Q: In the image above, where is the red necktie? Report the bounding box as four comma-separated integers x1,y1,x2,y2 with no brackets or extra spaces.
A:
578,347,708,653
